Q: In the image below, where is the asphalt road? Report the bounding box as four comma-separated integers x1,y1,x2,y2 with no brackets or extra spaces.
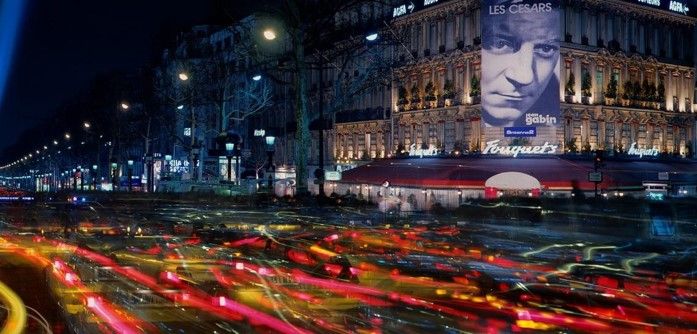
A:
0,198,694,333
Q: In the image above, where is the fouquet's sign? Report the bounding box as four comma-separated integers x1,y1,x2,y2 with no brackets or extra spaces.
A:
482,140,558,157
627,142,660,158
408,143,439,157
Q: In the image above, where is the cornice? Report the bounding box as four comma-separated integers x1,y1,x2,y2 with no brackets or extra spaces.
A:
584,0,697,26
390,0,696,27
562,48,695,78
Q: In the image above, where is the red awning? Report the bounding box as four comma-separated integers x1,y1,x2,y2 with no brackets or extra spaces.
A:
340,157,697,191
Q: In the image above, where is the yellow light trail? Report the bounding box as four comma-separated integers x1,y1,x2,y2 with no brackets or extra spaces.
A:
0,280,26,334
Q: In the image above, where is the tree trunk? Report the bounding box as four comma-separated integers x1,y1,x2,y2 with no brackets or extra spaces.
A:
190,105,197,182
293,28,310,195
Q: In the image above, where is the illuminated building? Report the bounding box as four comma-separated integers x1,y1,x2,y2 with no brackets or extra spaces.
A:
332,0,697,160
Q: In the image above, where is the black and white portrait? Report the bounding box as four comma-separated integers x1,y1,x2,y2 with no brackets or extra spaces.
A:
481,0,561,128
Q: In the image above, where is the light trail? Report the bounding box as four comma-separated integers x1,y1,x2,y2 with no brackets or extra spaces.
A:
0,280,26,334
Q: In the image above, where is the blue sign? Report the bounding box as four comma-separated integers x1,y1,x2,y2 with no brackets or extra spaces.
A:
504,127,537,137
623,0,694,18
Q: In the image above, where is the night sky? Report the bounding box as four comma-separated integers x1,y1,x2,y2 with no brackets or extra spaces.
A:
0,0,253,153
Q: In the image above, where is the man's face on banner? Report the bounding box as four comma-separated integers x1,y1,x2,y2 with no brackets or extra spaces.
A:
482,8,560,123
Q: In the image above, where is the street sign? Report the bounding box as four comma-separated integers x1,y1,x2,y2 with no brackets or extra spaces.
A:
658,172,669,181
588,172,602,182
325,171,341,181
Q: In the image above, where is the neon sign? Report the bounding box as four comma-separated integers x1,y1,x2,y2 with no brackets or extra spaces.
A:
482,140,558,157
625,0,693,17
627,142,659,158
408,143,439,157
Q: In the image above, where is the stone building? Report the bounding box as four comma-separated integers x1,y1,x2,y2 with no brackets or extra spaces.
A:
333,0,697,161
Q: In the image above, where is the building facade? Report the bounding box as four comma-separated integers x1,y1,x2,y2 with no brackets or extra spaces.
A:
332,0,697,162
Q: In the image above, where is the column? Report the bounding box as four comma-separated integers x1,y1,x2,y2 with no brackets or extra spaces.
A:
615,120,623,150
661,124,668,152
456,119,464,144
598,120,606,149
437,121,445,148
470,117,481,150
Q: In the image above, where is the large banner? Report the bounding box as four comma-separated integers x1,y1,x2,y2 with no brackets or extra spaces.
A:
481,0,561,154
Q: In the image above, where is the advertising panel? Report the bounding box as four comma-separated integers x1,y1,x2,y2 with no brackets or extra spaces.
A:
481,0,561,156
623,0,694,17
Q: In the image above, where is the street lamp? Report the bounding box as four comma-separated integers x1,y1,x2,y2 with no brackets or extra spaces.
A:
83,121,91,129
72,168,77,190
265,135,276,189
225,142,234,183
164,155,172,181
64,133,71,140
78,166,85,191
111,161,118,191
92,165,98,191
120,103,129,110
178,73,189,81
127,160,134,192
252,74,262,81
365,33,378,41
263,29,276,41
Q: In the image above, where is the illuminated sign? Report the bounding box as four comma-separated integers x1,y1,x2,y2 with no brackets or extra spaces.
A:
482,140,558,157
669,1,690,15
254,129,266,137
624,0,693,17
325,171,342,181
408,143,439,157
504,127,537,137
627,142,659,158
481,0,561,151
392,0,452,18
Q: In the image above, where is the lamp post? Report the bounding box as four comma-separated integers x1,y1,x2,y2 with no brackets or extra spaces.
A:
164,155,172,181
265,135,276,189
78,166,84,191
72,168,77,190
111,162,118,191
92,165,98,191
225,142,234,183
127,160,134,192
191,142,200,182
145,154,154,193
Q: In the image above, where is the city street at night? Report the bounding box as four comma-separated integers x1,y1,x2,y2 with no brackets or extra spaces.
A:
0,197,695,333
1,0,697,332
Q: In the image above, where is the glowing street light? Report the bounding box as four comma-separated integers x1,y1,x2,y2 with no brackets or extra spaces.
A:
120,103,130,110
177,105,184,110
252,75,262,81
53,140,58,145
64,133,71,140
178,73,189,81
83,121,91,129
263,29,276,41
365,33,378,41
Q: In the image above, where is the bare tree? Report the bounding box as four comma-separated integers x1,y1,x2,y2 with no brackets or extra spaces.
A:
249,0,394,195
